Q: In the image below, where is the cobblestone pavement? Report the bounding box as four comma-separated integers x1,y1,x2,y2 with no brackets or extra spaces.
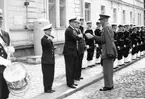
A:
8,51,98,99
64,57,145,99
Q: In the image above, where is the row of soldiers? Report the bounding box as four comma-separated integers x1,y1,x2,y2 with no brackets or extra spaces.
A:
112,24,145,67
83,22,145,68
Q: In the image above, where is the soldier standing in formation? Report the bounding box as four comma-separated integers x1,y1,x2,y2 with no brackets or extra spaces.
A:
94,22,102,64
123,25,131,63
116,25,125,66
85,21,95,66
130,26,138,60
112,24,118,68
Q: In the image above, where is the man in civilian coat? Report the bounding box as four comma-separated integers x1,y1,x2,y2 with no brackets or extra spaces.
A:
41,24,55,93
86,14,117,91
0,9,11,99
63,17,83,88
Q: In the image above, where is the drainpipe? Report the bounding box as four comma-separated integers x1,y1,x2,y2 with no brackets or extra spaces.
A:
24,0,29,29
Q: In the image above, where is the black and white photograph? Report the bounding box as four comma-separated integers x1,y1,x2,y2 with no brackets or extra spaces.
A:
0,0,145,99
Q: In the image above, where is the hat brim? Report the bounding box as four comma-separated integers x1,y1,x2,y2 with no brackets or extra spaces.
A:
0,15,3,18
42,24,52,31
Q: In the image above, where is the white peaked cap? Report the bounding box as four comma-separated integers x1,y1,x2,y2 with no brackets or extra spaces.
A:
0,9,2,17
42,24,52,31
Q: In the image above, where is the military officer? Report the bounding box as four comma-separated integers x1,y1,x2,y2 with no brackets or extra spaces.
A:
0,9,11,99
63,17,83,88
41,24,55,93
86,14,117,91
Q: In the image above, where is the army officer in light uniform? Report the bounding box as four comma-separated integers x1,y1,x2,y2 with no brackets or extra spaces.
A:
86,14,117,91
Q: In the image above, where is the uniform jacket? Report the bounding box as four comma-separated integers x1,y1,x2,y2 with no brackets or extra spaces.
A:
79,26,84,34
63,26,81,56
94,23,117,59
0,30,10,46
94,28,102,45
75,29,86,54
41,35,55,64
0,30,10,73
85,29,95,47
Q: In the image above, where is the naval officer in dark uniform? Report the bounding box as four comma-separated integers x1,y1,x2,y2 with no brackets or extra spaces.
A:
74,18,85,81
0,9,11,99
63,17,83,88
41,24,55,93
86,14,117,91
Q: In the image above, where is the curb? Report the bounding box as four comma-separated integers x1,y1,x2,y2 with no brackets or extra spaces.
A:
55,55,145,99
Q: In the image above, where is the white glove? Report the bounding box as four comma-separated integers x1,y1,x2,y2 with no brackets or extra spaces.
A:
129,49,132,52
7,46,15,53
48,36,54,41
85,33,93,39
86,45,89,49
78,34,83,38
95,44,98,48
0,57,11,67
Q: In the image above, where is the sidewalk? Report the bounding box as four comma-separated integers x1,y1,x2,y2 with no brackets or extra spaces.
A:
8,51,98,99
8,51,145,99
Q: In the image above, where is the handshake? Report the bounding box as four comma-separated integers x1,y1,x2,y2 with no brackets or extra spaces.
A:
85,33,94,39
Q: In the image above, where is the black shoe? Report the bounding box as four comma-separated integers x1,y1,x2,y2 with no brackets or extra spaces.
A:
67,84,76,88
113,67,118,69
99,86,114,91
73,83,78,86
74,78,80,81
45,89,55,93
118,64,124,67
79,77,83,80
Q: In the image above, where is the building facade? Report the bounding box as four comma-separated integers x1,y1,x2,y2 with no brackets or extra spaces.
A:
0,0,144,57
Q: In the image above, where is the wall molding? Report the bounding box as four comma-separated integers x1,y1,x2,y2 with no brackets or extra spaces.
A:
108,0,144,11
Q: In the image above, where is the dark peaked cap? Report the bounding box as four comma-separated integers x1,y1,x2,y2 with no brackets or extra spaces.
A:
69,17,77,23
99,14,110,20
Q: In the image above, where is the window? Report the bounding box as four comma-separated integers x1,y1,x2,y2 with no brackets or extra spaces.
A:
130,11,133,24
49,0,56,27
85,2,91,21
113,8,117,23
122,10,126,24
138,13,141,25
101,5,105,14
140,14,141,25
48,0,66,28
60,0,66,27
